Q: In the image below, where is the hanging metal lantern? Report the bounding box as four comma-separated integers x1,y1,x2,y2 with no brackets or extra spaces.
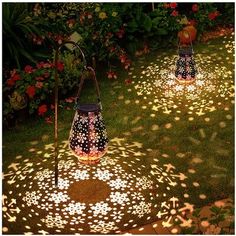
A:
175,31,197,84
68,66,108,164
54,41,108,186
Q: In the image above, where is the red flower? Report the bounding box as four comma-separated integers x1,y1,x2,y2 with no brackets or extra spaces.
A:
170,3,177,9
107,71,117,79
171,10,178,17
125,79,132,85
26,86,36,98
12,74,21,82
6,78,15,87
143,44,150,54
54,34,64,44
116,28,125,38
24,65,34,74
163,3,170,8
6,70,21,86
188,19,197,26
67,19,76,28
37,61,52,69
43,72,50,78
119,54,127,63
45,116,53,124
109,46,116,53
208,11,220,20
106,32,113,39
56,61,64,72
65,97,75,103
35,76,44,81
35,81,43,89
192,4,198,12
124,59,131,70
50,104,55,110
80,14,85,24
38,104,47,116
87,12,93,19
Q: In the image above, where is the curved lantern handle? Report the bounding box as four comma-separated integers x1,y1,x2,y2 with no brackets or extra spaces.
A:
54,41,87,186
75,66,101,108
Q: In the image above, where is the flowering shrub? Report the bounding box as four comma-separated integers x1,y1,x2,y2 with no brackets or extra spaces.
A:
3,2,233,124
3,53,83,124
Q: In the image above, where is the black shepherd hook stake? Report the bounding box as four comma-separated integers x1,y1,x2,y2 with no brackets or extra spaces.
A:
54,41,87,186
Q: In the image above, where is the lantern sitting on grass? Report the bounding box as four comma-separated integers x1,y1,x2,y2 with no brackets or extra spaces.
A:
175,29,197,84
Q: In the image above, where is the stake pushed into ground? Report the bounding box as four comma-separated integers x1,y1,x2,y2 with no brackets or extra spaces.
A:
54,41,87,186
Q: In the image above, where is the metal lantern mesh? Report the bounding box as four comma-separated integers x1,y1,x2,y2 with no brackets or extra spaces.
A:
69,108,108,163
175,50,197,82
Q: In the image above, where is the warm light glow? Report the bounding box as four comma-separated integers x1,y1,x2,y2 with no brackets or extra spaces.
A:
3,138,198,234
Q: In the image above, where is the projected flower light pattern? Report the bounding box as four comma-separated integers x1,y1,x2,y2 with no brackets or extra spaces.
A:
133,59,234,117
3,138,196,234
133,35,234,117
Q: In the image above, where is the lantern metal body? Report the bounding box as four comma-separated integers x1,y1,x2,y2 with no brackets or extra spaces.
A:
68,67,108,164
175,46,197,84
69,104,108,164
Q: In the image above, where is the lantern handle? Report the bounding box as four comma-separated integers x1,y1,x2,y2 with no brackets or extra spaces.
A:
75,66,101,109
177,29,194,54
54,41,87,187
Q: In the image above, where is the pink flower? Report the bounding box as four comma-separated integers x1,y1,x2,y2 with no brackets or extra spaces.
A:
119,54,127,63
35,81,43,89
24,65,34,74
65,97,75,103
124,59,131,70
45,116,53,124
171,10,178,17
107,71,117,79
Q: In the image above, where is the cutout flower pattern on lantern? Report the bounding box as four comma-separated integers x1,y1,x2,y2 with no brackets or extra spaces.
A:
69,111,109,163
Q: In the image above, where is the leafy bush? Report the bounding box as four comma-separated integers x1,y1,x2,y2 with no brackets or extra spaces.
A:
2,3,44,69
3,51,83,124
3,2,233,124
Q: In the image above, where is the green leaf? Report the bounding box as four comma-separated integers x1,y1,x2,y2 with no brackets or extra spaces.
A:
192,208,201,217
156,28,168,35
210,206,221,214
127,20,138,32
143,15,152,32
152,17,162,27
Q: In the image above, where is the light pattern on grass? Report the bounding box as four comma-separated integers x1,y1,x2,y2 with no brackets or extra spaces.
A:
132,34,234,119
3,138,196,234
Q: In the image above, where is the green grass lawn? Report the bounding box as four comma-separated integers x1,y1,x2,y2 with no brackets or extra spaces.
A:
2,33,234,234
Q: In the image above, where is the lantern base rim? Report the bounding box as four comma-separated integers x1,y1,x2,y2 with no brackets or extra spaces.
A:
176,77,196,84
69,146,108,165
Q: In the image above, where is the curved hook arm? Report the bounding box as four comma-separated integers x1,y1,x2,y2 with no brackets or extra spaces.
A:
54,41,86,186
